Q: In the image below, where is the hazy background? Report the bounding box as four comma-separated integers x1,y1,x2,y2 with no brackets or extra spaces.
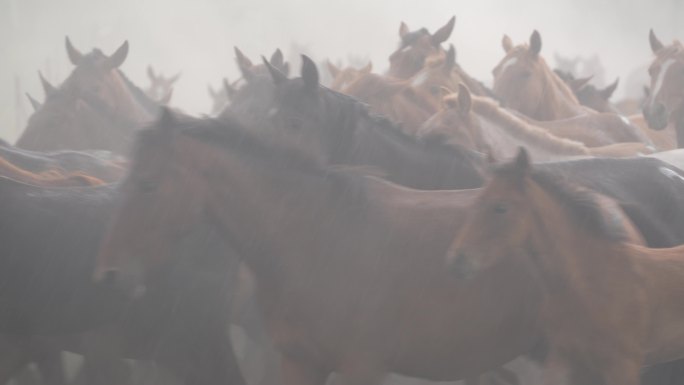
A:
1,0,682,142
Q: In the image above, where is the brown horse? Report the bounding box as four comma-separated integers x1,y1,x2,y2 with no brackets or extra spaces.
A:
0,155,104,187
493,31,590,120
327,61,373,91
448,148,684,385
419,85,653,160
643,30,684,148
341,72,437,133
407,45,494,103
555,70,621,114
145,66,178,104
17,38,156,154
387,16,455,79
96,111,548,385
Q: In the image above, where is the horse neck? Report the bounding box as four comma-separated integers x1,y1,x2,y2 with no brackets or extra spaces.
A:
534,64,584,120
524,184,633,297
197,144,364,282
349,118,484,189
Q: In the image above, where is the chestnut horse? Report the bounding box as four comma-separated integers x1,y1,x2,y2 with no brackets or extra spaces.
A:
643,30,684,148
419,85,653,159
96,111,548,385
145,65,179,104
17,38,157,154
387,16,455,79
327,61,373,91
448,148,684,385
493,31,591,120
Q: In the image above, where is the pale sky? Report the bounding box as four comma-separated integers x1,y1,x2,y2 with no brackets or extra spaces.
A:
2,0,682,141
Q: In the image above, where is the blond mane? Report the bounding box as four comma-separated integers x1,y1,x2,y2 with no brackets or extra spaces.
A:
471,96,590,155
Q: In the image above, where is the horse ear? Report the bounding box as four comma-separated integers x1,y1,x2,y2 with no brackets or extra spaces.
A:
234,47,255,81
431,16,456,46
147,66,156,81
512,147,531,175
649,29,664,54
38,71,57,97
444,44,456,73
502,34,513,53
399,21,410,38
26,93,42,111
157,106,177,132
361,61,373,74
223,78,236,99
65,36,83,66
300,55,319,94
106,41,129,69
327,61,341,78
440,87,457,109
529,30,542,57
601,78,619,100
262,56,288,85
457,83,472,115
270,49,285,68
568,75,593,92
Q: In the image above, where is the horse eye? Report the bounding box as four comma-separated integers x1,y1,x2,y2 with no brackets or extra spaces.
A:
493,203,508,214
286,117,303,130
520,71,532,79
430,86,440,95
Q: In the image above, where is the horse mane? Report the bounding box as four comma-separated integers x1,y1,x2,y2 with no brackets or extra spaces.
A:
496,164,629,242
540,57,581,105
320,83,486,165
116,69,160,115
471,96,590,155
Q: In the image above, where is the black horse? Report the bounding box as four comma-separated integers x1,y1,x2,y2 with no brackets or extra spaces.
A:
0,177,245,385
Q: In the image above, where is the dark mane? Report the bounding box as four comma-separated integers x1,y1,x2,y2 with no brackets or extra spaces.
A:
318,85,485,165
116,69,160,115
495,165,629,242
135,113,371,200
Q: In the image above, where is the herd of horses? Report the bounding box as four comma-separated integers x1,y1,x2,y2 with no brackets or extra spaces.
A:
3,15,684,385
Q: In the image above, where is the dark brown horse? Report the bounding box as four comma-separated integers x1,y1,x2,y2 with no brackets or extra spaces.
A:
555,70,621,114
16,38,157,154
96,111,545,385
448,148,684,385
0,177,246,385
387,16,455,79
643,30,684,148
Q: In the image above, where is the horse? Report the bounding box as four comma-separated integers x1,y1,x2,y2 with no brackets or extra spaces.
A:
643,30,684,148
327,61,373,91
95,110,548,385
145,66,178,104
387,16,455,79
16,38,157,154
208,79,236,116
260,56,684,248
447,148,684,385
493,31,591,120
418,84,653,159
405,44,495,103
554,70,621,114
0,177,246,385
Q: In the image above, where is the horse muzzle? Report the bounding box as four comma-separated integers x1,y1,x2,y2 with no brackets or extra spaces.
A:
93,259,147,299
446,250,477,280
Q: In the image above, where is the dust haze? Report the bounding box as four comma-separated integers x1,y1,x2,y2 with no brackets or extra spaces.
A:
1,0,682,141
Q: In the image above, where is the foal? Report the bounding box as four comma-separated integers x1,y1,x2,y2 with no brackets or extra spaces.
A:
447,148,684,385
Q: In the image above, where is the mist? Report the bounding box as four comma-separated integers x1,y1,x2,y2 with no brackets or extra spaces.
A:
2,0,682,141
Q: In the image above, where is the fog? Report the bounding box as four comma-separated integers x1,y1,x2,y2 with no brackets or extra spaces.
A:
1,0,682,141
